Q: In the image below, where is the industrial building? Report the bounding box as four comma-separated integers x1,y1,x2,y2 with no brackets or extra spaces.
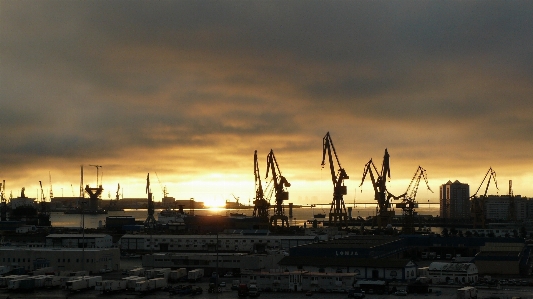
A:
240,270,357,292
277,256,417,281
45,234,113,248
485,195,527,221
141,252,285,275
440,180,470,219
0,247,120,273
119,234,318,253
427,262,478,284
474,242,528,275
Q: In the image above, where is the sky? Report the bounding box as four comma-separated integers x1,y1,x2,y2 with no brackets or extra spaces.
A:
1,1,532,208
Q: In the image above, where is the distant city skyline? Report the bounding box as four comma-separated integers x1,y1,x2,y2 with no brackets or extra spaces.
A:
1,1,532,207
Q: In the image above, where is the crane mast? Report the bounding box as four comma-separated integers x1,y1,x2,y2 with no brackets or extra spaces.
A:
253,150,269,219
360,149,400,229
470,167,498,228
265,149,290,228
321,132,349,226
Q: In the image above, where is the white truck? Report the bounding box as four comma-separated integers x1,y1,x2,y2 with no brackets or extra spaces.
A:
135,280,149,292
129,267,145,276
155,268,171,280
124,276,145,290
170,268,188,282
66,278,87,291
44,275,62,288
188,269,204,282
105,280,127,293
148,277,167,291
32,275,48,288
84,276,102,288
457,287,477,299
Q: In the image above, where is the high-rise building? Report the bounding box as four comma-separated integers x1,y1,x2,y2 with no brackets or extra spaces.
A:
440,180,470,219
485,195,527,221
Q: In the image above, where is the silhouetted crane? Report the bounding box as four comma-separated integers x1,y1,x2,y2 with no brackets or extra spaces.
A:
397,166,433,233
360,149,401,229
265,149,290,228
470,167,498,228
321,132,349,226
253,150,270,219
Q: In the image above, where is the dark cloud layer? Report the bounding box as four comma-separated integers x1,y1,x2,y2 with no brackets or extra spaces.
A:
1,1,532,200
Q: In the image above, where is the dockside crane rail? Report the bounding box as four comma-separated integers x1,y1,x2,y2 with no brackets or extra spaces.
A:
265,149,290,228
321,132,349,225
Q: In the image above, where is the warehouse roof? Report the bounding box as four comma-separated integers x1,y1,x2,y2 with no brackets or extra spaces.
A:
278,256,413,268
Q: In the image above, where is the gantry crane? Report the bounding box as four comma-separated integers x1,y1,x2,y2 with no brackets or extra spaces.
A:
360,149,401,229
397,166,433,233
253,150,270,219
470,167,498,228
265,149,291,228
321,132,349,226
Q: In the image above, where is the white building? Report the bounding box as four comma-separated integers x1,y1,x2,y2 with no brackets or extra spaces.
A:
46,234,113,248
119,234,317,253
427,262,478,284
0,247,120,274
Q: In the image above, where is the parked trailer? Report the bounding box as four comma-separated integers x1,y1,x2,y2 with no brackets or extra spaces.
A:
124,276,145,290
105,280,127,293
155,268,171,280
8,278,27,290
95,280,107,292
0,275,29,288
32,275,48,288
457,287,478,299
148,277,167,291
85,276,102,288
66,279,87,291
44,276,62,288
129,267,145,276
135,280,149,292
170,268,187,282
188,269,204,282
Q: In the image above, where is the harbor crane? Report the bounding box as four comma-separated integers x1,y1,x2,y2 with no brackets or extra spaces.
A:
470,167,498,228
38,181,51,226
321,132,349,226
397,166,433,233
508,180,516,222
265,149,290,228
89,164,102,186
1,180,6,221
360,149,402,229
253,150,270,219
144,173,157,228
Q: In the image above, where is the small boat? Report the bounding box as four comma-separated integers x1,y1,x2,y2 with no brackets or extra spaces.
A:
313,213,326,219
